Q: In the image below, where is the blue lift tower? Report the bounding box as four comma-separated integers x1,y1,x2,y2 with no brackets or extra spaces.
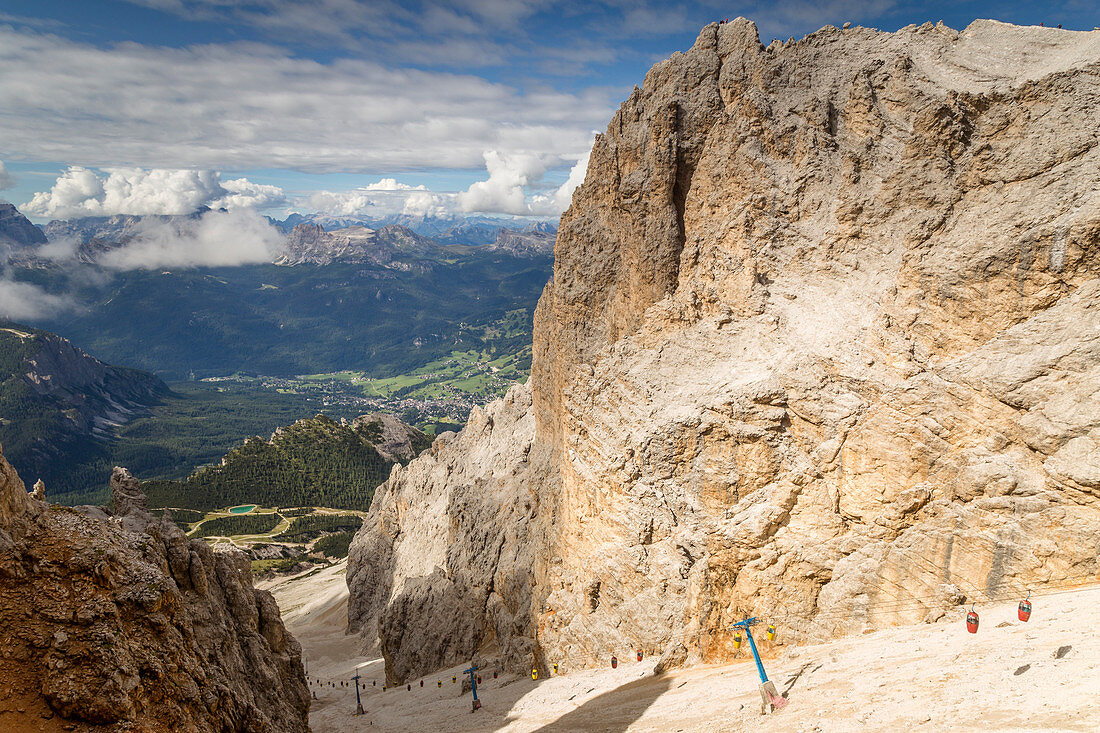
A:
464,664,482,712
731,617,788,715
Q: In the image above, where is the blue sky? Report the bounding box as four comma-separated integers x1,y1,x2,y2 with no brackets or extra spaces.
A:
1,0,1096,222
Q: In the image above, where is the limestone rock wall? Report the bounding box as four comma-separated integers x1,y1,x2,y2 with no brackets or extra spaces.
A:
347,384,550,682
349,18,1100,682
0,451,309,732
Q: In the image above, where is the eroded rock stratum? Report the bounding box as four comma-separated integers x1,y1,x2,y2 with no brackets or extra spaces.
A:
0,454,309,731
349,18,1100,683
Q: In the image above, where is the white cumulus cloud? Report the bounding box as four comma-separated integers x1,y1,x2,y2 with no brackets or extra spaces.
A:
306,179,456,218
215,178,288,210
529,149,591,215
0,161,14,191
22,167,286,219
96,209,284,270
401,190,451,217
362,179,427,192
459,146,591,216
458,151,548,216
305,190,376,218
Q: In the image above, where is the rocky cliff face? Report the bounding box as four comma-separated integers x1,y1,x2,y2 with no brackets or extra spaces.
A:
347,385,545,680
485,228,556,257
276,223,436,266
0,449,309,731
349,413,431,462
0,201,46,257
348,19,1100,682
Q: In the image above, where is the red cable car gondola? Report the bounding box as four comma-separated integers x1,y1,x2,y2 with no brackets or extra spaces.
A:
966,604,979,633
1019,591,1032,622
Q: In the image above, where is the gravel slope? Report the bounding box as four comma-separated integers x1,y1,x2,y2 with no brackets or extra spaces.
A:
268,565,1100,732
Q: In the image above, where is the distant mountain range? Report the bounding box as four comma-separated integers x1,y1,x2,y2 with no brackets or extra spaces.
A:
0,201,47,258
277,221,554,266
2,201,556,267
0,200,555,380
0,202,555,502
39,209,208,245
0,202,46,243
273,211,556,241
28,207,556,251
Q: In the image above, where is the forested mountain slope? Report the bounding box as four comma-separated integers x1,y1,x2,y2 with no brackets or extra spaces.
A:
0,321,167,497
143,413,430,511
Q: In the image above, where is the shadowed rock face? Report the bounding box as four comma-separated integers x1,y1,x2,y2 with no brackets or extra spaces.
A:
0,452,309,731
0,324,168,495
349,18,1100,683
108,466,146,516
0,201,46,255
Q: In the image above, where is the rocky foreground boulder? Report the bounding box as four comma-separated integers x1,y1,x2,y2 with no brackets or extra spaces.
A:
0,449,309,731
349,19,1100,683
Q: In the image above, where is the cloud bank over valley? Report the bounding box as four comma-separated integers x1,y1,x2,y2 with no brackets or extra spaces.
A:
0,274,76,321
94,209,286,270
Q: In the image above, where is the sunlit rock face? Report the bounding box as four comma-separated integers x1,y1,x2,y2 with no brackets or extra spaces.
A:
0,452,310,731
349,18,1100,682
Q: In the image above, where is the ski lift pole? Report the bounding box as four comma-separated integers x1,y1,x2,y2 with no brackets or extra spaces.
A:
463,664,481,712
737,618,769,684
351,666,365,716
732,617,787,714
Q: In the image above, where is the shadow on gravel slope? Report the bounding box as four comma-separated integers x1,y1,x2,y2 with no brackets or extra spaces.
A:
525,675,673,733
